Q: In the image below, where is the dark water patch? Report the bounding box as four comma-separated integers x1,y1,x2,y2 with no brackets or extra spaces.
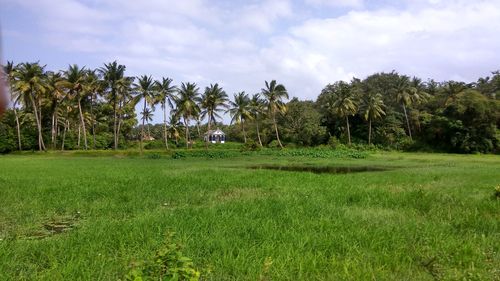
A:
248,165,393,174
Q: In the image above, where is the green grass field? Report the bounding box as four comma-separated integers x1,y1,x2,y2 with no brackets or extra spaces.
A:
0,151,499,280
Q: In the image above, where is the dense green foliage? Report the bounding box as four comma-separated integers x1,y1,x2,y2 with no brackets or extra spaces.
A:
1,62,499,153
0,152,499,280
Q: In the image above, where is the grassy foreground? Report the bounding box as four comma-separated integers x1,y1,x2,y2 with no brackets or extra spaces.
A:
0,151,499,280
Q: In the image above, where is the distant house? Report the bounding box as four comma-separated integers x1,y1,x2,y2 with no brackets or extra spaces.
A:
143,135,155,141
204,128,226,143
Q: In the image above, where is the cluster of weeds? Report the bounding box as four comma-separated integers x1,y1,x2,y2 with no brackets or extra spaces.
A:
146,153,162,159
494,185,500,199
126,232,200,281
26,212,81,240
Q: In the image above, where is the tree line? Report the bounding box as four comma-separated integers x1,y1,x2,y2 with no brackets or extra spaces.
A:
1,61,499,153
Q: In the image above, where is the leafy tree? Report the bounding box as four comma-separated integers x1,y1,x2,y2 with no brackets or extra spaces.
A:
262,80,289,148
3,61,22,150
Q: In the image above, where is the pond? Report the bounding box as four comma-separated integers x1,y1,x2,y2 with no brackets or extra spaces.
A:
248,165,393,174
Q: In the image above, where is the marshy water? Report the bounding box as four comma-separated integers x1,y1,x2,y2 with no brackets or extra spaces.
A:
249,165,393,174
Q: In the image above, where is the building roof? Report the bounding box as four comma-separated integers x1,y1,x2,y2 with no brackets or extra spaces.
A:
205,128,225,135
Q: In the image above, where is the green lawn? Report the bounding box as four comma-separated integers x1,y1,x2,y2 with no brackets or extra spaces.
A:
0,151,499,280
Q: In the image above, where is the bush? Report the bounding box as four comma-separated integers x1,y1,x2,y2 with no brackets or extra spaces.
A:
240,140,260,151
267,140,281,149
126,232,200,281
327,136,340,149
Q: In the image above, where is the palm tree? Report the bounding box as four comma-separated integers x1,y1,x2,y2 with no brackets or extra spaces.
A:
228,92,252,143
46,71,66,149
249,93,266,147
61,64,88,149
12,62,47,151
115,76,135,148
360,91,385,145
141,108,154,139
82,70,103,149
155,77,177,149
261,80,289,148
200,83,228,148
395,76,429,140
98,61,126,150
4,61,22,150
133,75,156,153
324,81,357,145
440,81,467,106
175,82,201,148
168,114,183,146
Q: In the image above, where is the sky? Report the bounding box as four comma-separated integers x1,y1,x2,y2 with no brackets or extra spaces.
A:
1,0,499,124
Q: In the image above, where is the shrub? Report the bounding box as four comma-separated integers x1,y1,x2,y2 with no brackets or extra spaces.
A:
125,232,200,281
240,140,261,151
267,140,281,149
327,136,340,149
495,185,500,199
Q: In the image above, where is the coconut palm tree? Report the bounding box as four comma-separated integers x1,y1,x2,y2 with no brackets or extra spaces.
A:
82,70,103,149
155,77,177,149
115,76,135,148
395,76,429,140
141,108,154,139
440,81,467,107
228,92,252,143
324,81,357,145
168,114,183,146
98,61,126,150
4,61,22,150
133,75,156,153
12,62,47,151
249,93,266,147
200,83,228,147
175,82,201,148
46,71,66,149
360,91,385,145
261,80,289,148
61,64,88,149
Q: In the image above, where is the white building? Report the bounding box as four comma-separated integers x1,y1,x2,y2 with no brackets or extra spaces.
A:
204,128,226,143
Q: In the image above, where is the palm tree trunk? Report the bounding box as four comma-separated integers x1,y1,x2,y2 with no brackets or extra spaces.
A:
29,90,43,151
140,99,146,154
78,98,88,150
256,119,263,147
77,124,81,149
184,117,190,149
116,99,123,149
402,104,412,140
113,90,118,150
241,120,247,143
163,104,168,150
51,110,56,149
273,111,283,148
346,116,351,146
91,93,96,150
368,119,372,145
13,101,22,150
196,119,201,140
205,115,211,149
61,120,68,151
38,98,46,150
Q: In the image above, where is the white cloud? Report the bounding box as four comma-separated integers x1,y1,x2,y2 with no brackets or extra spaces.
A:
3,0,500,122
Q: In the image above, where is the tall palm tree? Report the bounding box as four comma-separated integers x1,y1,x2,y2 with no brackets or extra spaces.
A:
249,93,266,147
155,77,177,149
98,61,126,150
115,76,135,148
82,70,103,149
175,82,201,148
62,64,88,149
46,71,66,149
261,80,289,148
360,91,385,145
395,76,429,140
4,61,22,150
12,62,47,151
133,75,156,153
200,83,228,147
228,92,252,143
168,114,183,146
324,81,357,145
